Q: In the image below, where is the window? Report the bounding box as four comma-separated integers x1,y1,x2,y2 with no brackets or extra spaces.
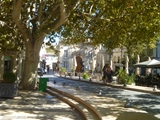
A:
64,50,68,57
147,49,153,56
63,61,68,69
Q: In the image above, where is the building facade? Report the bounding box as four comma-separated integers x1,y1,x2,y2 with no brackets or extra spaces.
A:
56,41,115,73
39,44,58,70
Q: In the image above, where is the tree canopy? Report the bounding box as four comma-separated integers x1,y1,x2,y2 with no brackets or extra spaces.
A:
1,0,160,54
0,1,24,54
0,0,86,89
61,0,160,55
1,0,160,89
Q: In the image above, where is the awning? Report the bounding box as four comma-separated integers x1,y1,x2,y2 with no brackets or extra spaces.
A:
133,59,159,68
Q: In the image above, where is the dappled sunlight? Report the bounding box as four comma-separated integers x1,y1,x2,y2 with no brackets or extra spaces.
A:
116,112,159,120
0,90,79,120
53,114,78,120
74,92,149,120
155,114,160,119
0,110,37,119
102,115,117,120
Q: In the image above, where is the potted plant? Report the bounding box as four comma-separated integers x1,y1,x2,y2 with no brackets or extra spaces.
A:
0,72,18,98
117,68,135,85
82,72,89,79
61,67,66,75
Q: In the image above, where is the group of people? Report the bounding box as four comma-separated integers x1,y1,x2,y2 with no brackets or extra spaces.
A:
102,65,114,84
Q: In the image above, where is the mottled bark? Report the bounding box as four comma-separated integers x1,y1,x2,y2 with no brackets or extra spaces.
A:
0,54,4,80
11,0,82,90
19,43,40,90
12,53,19,74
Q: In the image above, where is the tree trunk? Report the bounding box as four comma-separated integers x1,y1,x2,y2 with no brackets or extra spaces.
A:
0,54,4,81
19,38,43,90
12,53,19,74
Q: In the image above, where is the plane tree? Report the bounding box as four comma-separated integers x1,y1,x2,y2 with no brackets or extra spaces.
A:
0,3,24,78
61,0,160,60
1,0,87,89
1,0,160,90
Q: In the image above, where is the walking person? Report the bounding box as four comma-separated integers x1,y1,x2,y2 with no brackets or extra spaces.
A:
47,65,50,73
53,67,55,75
106,65,113,83
102,64,107,84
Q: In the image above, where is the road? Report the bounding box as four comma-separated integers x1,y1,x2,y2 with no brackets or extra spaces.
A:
42,72,160,119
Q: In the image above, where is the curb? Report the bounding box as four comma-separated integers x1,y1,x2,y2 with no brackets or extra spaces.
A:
57,75,160,96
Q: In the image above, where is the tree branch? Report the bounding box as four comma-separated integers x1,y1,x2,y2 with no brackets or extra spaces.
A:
42,0,83,35
12,0,31,41
37,0,46,23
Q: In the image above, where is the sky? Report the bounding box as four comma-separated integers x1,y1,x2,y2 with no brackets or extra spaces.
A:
44,36,60,45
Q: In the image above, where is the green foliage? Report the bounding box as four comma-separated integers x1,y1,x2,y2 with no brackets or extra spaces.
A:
3,72,17,84
82,73,89,79
60,0,160,56
0,1,24,53
61,67,66,74
117,68,135,85
1,0,160,90
71,68,74,72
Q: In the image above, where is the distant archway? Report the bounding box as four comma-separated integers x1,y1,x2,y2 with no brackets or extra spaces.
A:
76,56,82,72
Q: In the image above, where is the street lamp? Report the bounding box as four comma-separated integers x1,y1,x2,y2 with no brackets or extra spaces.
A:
120,46,123,68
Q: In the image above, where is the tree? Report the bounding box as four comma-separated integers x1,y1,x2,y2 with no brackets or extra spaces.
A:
1,0,160,90
61,0,160,55
0,1,24,79
1,0,86,89
0,2,23,53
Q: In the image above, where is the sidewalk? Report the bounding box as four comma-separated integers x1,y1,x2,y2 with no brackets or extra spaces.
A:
0,90,79,120
0,70,159,120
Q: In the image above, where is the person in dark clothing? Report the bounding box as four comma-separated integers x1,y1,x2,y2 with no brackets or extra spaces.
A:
47,66,50,73
102,65,107,84
106,65,113,83
157,73,160,79
102,68,107,83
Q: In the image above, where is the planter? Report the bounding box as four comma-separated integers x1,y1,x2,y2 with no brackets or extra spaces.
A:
131,83,136,86
0,83,18,98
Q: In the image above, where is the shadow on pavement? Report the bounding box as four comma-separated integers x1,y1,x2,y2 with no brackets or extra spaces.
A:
116,112,159,120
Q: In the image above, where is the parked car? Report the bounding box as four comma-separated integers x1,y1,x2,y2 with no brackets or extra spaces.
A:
37,68,43,76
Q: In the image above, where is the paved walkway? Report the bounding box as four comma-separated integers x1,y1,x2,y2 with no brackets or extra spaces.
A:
0,90,79,120
0,70,160,120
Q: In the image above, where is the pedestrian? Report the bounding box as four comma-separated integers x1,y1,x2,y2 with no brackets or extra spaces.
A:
47,66,50,73
106,65,113,83
53,67,55,75
157,73,160,79
102,65,107,84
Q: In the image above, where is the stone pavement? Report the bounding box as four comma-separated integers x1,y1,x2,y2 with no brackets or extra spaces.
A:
0,90,79,120
0,71,160,120
48,81,159,120
0,85,159,120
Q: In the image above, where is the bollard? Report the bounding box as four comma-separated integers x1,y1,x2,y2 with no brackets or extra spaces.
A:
89,77,92,82
124,99,133,108
153,85,158,91
62,82,66,87
79,74,81,80
53,80,56,84
98,90,102,96
76,85,79,90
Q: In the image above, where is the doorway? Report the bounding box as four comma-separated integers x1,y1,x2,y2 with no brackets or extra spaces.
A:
76,56,82,72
